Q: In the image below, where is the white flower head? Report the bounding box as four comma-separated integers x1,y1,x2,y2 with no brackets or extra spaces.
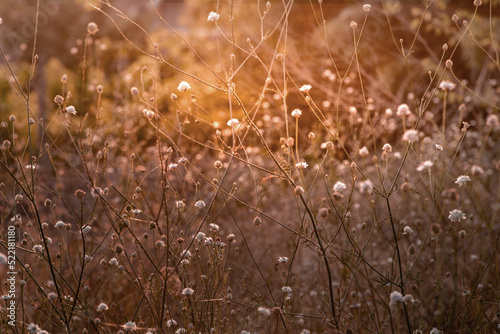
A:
382,143,392,152
455,175,471,187
359,146,369,157
396,103,411,117
333,181,346,192
278,256,289,263
363,4,371,12
66,105,77,115
227,118,240,127
299,84,312,93
257,306,271,317
439,80,456,91
403,226,413,235
207,11,220,22
449,209,466,222
291,108,302,118
195,232,206,241
389,290,403,307
168,163,178,170
166,319,177,327
295,161,308,169
55,220,65,229
359,180,373,194
182,287,194,295
402,129,420,143
97,302,109,312
195,200,206,209
33,244,43,253
416,160,433,172
350,20,358,29
282,286,292,293
177,81,191,92
435,144,443,151
123,321,137,330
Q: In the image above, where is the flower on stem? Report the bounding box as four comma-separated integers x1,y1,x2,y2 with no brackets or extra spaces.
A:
363,4,371,12
333,181,346,192
66,105,77,115
382,143,392,152
402,129,419,143
416,160,433,172
448,209,466,222
439,80,456,91
359,146,369,157
389,290,403,307
295,162,308,169
227,118,240,127
182,287,194,295
455,175,471,187
96,303,109,312
396,104,411,117
207,11,220,22
177,81,191,92
278,256,288,263
299,84,311,93
291,108,302,118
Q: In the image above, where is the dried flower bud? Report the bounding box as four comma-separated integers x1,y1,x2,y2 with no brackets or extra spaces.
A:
54,95,64,105
445,59,453,68
350,21,358,29
87,22,99,35
294,186,305,196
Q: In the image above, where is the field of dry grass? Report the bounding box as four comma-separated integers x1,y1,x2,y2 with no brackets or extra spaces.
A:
1,0,499,333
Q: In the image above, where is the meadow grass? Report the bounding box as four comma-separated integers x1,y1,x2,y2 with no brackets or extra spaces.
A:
0,0,499,333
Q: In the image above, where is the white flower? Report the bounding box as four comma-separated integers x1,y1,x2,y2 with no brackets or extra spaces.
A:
363,4,371,12
227,118,240,127
166,319,177,327
291,108,302,118
429,328,443,334
204,237,214,246
180,250,191,259
168,163,178,170
82,225,92,234
295,162,308,169
143,109,155,119
402,129,419,143
195,200,206,209
66,105,77,115
359,146,369,157
96,302,109,312
449,209,466,222
350,20,358,29
282,286,292,293
439,80,456,91
182,287,194,295
403,294,414,303
389,290,403,307
175,201,185,210
175,329,187,334
55,220,65,229
435,144,443,151
333,181,346,192
33,245,43,253
403,226,413,234
177,81,191,92
195,232,206,241
109,258,118,266
301,330,311,334
455,175,471,187
27,323,41,333
359,180,373,194
396,103,411,117
257,306,271,316
209,223,220,232
382,143,392,152
299,84,311,93
416,160,433,172
123,321,137,330
278,256,288,263
178,157,188,164
207,11,220,22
